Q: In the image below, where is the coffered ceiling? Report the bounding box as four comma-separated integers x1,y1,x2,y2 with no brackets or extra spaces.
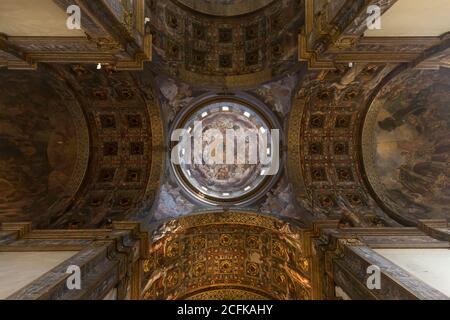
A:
0,0,449,230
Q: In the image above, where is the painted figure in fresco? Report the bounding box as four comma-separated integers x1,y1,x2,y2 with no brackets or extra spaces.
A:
374,70,450,220
377,87,429,132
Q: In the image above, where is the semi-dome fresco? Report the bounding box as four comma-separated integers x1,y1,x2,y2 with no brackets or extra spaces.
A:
0,68,89,228
363,68,450,224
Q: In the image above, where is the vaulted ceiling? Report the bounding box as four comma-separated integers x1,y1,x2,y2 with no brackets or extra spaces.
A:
0,0,449,232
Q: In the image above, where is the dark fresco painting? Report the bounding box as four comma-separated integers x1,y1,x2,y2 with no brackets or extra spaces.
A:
0,70,81,227
364,68,450,223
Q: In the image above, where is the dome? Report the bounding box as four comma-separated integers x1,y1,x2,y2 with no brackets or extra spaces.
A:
169,94,282,206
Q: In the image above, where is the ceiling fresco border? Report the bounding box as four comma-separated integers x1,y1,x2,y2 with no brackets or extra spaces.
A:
184,287,270,300
140,76,166,207
287,96,307,202
49,67,91,217
154,211,305,234
178,285,277,300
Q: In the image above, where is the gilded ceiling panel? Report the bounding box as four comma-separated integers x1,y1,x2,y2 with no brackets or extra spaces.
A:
148,0,304,88
142,211,311,300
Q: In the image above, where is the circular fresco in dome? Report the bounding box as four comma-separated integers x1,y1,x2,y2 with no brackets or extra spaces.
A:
170,95,281,206
362,68,450,224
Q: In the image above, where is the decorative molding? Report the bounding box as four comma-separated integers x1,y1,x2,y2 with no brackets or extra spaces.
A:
309,221,450,300
1,221,148,300
0,0,151,70
418,220,450,243
0,222,32,239
299,0,450,69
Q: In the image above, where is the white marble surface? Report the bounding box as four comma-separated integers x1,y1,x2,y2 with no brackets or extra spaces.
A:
0,251,77,299
375,248,450,298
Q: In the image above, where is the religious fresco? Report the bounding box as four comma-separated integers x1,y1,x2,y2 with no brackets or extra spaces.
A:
151,182,196,222
0,69,88,227
171,99,279,205
156,75,196,124
254,72,314,222
1,0,450,303
180,109,265,199
260,176,296,217
363,68,450,223
253,73,300,117
135,74,201,224
146,70,305,222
